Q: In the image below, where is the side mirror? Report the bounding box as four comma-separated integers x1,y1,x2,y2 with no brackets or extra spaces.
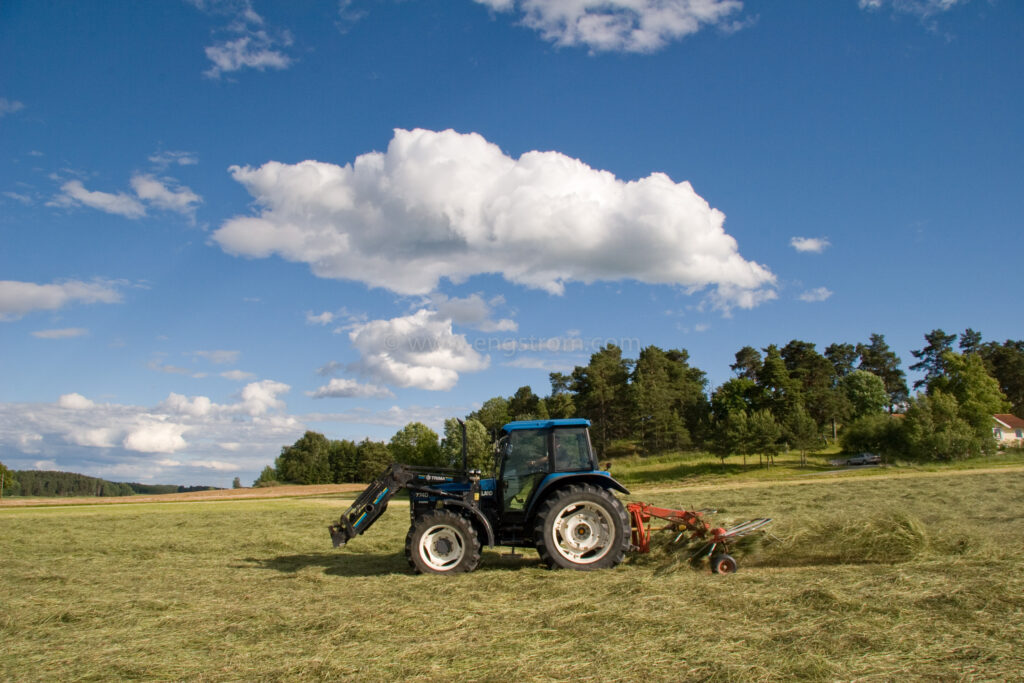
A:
601,461,612,471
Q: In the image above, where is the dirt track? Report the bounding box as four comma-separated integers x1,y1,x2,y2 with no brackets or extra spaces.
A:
0,483,365,508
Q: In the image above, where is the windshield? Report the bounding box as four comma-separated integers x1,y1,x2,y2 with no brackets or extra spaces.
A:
503,428,549,476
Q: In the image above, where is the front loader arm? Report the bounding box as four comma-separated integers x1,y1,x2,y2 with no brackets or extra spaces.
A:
329,464,414,547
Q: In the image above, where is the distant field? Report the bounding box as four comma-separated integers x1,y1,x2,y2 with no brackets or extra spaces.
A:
0,483,365,507
2,468,1023,681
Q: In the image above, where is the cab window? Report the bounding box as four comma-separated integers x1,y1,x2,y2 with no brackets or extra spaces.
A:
553,427,593,472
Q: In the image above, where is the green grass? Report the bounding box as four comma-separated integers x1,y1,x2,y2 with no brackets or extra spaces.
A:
3,469,1024,681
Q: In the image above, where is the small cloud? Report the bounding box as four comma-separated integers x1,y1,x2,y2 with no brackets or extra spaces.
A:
52,180,146,218
798,287,833,303
307,378,395,399
472,0,747,53
316,360,343,377
193,2,295,78
3,191,33,205
694,323,711,332
33,460,58,470
193,350,240,365
130,174,201,217
790,236,830,253
148,356,206,378
0,279,122,321
306,310,335,325
148,150,199,168
431,293,517,332
859,0,964,19
220,369,256,381
58,393,96,410
32,327,88,339
189,460,239,472
0,98,24,118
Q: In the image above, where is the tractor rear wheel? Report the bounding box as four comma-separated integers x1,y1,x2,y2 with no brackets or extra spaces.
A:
533,484,629,570
405,510,481,574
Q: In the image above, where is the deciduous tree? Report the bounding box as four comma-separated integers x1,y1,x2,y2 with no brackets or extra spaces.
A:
275,431,332,484
839,370,888,420
389,422,443,467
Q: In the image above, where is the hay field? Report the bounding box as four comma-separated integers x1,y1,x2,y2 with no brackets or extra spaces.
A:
2,469,1023,681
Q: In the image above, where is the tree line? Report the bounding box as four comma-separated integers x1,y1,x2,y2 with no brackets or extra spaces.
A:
262,327,1023,485
0,469,218,497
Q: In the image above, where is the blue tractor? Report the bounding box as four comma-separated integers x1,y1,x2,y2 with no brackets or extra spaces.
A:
329,418,631,573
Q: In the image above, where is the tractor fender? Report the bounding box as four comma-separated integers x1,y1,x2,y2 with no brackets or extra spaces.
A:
442,500,496,548
525,472,630,523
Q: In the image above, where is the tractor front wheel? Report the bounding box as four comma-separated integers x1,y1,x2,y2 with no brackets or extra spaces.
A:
405,510,482,574
534,484,629,570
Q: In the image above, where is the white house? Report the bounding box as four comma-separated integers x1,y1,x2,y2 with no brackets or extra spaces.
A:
992,414,1024,446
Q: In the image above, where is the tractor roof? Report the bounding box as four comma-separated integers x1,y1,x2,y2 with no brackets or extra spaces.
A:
501,418,591,432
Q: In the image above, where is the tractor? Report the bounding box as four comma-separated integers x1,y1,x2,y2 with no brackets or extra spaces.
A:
329,418,769,574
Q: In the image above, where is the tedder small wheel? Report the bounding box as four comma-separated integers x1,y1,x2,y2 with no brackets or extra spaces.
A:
533,484,630,571
405,510,481,575
710,554,738,574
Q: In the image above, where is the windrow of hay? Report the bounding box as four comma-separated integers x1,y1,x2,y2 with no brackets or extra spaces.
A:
759,511,929,567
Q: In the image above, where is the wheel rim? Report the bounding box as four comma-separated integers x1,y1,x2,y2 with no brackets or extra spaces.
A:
551,500,615,564
419,524,466,571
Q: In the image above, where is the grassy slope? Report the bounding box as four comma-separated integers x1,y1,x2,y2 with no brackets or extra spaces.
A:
2,468,1023,681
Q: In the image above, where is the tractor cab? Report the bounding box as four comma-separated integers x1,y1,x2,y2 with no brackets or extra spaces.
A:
497,419,599,514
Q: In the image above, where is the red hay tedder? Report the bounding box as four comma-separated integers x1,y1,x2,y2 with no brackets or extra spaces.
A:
627,502,773,573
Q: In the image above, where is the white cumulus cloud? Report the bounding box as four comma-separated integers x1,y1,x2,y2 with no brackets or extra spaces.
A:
348,309,490,391
308,378,395,399
213,128,775,311
237,379,291,416
0,279,122,321
790,236,830,253
123,423,189,454
473,0,745,53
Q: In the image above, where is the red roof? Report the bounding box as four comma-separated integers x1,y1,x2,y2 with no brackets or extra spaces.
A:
993,414,1024,429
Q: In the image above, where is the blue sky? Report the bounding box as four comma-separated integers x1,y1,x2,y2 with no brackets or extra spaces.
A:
1,0,1021,487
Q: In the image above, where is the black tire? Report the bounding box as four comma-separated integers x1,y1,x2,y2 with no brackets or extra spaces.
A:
405,510,481,575
710,553,738,574
533,484,629,570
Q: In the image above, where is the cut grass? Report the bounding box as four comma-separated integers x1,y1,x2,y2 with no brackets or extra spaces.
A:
607,447,1024,488
2,469,1023,681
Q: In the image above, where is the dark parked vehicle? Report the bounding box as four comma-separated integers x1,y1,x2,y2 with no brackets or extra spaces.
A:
846,452,881,466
